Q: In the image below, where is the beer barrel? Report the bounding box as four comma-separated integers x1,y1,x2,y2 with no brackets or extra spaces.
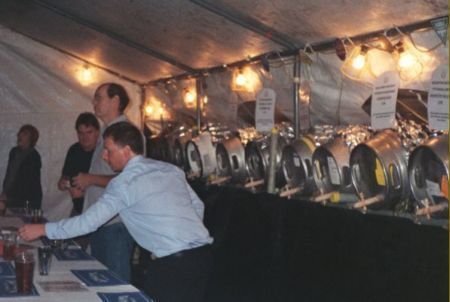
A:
312,136,355,196
215,136,247,184
408,134,448,218
169,128,192,171
245,135,288,188
350,129,409,210
281,135,318,196
185,132,217,179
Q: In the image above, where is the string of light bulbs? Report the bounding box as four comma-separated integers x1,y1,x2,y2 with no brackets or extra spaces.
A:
338,26,443,82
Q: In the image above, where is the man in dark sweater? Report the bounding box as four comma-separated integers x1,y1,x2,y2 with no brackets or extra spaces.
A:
58,112,100,216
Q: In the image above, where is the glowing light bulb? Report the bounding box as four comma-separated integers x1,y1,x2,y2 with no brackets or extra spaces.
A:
203,95,208,104
158,107,164,115
298,87,310,102
185,91,195,103
352,54,366,70
398,52,417,68
81,66,92,82
395,40,423,81
145,105,153,115
183,88,197,108
235,72,247,86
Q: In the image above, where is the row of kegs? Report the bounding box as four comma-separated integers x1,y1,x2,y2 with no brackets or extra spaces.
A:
147,121,448,219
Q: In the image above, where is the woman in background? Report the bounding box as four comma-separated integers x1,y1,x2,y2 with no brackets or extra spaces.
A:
0,124,43,211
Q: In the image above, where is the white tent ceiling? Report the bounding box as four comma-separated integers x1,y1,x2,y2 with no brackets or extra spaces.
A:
0,0,447,84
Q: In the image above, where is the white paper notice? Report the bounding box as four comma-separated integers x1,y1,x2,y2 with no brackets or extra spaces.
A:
371,71,399,130
255,88,276,132
293,155,301,167
427,65,449,131
425,179,443,198
327,156,341,185
299,81,311,130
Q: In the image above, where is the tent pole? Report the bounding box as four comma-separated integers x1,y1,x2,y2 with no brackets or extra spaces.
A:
149,15,443,85
293,54,300,139
140,86,146,130
196,78,203,130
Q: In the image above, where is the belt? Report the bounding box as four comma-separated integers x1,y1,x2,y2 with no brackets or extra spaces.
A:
150,244,211,261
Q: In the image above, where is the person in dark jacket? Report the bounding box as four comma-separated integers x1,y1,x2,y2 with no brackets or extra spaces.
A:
58,112,100,216
0,124,43,210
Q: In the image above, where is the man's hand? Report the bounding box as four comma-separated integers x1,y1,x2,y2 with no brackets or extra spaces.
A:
58,176,70,191
68,186,84,199
19,224,46,241
71,173,91,191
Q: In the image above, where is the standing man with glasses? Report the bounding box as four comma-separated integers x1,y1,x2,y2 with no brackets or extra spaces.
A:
70,83,135,282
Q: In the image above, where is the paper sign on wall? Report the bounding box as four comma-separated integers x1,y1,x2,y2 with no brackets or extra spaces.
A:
299,81,311,130
255,88,276,132
371,71,399,130
427,65,449,131
431,17,448,46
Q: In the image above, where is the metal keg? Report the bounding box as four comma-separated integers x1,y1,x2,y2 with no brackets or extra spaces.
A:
245,135,288,187
168,126,192,170
215,136,247,183
281,135,318,196
408,134,448,218
312,136,355,195
186,132,217,178
350,129,409,210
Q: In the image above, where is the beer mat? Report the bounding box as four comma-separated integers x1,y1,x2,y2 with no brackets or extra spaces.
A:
97,291,152,302
0,262,14,277
0,277,39,297
53,249,95,261
38,280,88,292
71,269,127,287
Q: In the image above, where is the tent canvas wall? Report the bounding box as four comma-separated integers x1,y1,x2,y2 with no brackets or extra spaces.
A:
0,25,142,220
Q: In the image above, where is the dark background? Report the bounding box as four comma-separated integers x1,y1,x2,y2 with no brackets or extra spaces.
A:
134,184,449,302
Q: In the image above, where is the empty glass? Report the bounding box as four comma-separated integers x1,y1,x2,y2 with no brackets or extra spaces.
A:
38,246,52,275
